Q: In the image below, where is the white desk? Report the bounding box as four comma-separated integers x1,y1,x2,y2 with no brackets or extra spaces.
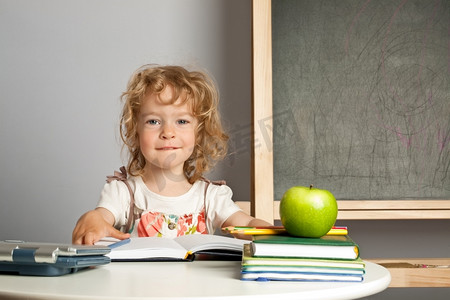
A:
0,260,390,300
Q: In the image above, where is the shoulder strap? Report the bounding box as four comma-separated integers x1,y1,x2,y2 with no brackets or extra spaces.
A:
200,177,226,200
200,178,226,231
106,166,135,233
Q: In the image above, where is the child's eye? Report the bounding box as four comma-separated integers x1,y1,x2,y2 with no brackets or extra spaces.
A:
147,119,160,125
177,119,189,125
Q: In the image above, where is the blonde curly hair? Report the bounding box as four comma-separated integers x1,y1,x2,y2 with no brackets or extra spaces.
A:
120,64,228,183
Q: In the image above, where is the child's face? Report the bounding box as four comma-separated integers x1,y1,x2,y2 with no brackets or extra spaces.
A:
137,86,198,176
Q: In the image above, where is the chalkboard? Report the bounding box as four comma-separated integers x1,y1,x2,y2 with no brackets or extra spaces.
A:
272,0,449,200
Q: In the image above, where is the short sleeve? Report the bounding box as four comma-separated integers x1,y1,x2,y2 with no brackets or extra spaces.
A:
205,184,242,233
97,180,131,229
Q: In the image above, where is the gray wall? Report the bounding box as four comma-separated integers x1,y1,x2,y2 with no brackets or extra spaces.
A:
0,0,252,243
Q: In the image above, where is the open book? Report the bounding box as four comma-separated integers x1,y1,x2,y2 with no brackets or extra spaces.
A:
97,235,249,261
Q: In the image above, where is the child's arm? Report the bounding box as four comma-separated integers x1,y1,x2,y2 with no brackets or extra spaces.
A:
221,210,273,240
72,207,130,245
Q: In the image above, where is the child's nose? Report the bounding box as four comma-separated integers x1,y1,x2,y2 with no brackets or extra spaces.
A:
160,124,175,139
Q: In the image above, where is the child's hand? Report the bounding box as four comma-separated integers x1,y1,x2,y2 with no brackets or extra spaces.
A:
222,211,273,240
72,208,130,245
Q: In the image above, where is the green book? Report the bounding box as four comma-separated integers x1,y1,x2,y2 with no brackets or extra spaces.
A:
251,234,360,260
243,244,365,269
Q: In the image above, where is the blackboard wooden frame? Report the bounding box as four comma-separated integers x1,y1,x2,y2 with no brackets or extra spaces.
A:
243,0,450,222
238,1,450,287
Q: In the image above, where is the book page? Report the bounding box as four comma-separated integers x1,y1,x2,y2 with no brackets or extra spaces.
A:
174,234,248,254
106,237,188,260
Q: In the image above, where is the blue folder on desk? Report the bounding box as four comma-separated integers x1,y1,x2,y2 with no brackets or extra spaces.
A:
0,240,111,276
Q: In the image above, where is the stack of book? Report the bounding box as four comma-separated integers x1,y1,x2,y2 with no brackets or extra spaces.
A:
240,228,364,282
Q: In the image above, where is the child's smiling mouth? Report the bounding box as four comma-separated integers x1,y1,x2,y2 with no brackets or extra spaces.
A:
156,147,180,150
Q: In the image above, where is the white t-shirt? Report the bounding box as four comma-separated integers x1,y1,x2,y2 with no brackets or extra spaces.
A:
97,176,242,237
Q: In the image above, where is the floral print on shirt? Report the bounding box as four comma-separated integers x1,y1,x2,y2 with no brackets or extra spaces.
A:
137,208,208,238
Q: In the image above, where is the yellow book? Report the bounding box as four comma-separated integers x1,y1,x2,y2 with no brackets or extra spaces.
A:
223,226,348,236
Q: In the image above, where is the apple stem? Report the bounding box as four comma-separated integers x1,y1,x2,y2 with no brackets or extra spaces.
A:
310,184,313,189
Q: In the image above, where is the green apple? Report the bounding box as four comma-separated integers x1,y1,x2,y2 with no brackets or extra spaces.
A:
280,185,338,237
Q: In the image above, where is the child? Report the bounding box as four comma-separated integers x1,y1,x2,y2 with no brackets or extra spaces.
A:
72,64,272,245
